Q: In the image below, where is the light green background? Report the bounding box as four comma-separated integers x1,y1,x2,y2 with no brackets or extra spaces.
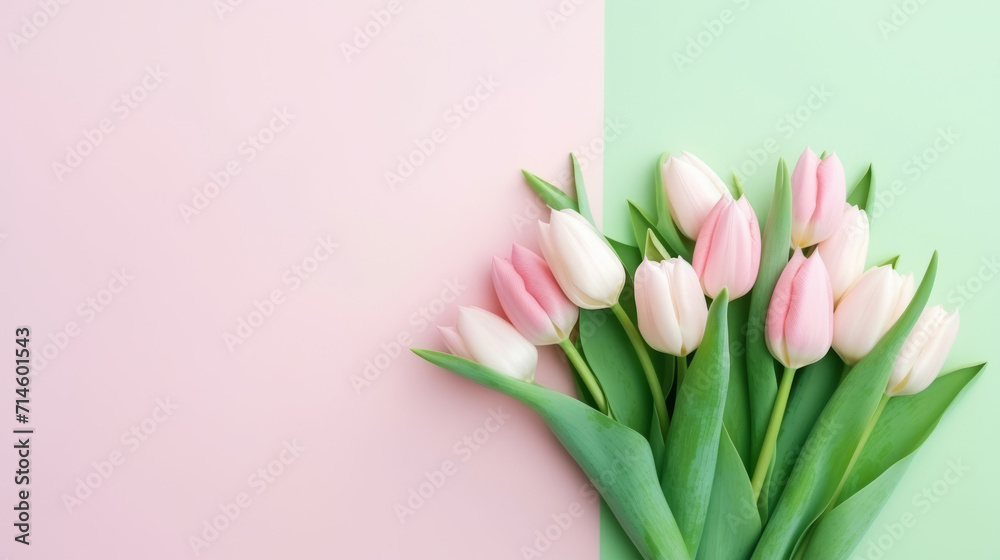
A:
604,1,1000,558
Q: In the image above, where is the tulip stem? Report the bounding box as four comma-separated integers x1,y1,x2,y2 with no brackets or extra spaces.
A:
675,355,688,390
611,302,669,438
826,393,890,512
751,366,796,500
558,338,608,416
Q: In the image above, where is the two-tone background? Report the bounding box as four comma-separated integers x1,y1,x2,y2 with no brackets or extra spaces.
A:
1,1,997,558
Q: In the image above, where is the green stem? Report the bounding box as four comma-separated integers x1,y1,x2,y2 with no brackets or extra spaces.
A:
840,361,853,383
750,366,796,500
676,355,688,390
795,393,890,559
611,302,669,437
557,338,608,415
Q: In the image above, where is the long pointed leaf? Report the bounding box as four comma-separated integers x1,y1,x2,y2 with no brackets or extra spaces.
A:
662,291,730,556
697,427,762,560
751,252,938,560
413,350,690,560
571,153,597,227
846,164,875,222
800,363,984,559
746,160,791,466
522,169,577,211
725,296,752,471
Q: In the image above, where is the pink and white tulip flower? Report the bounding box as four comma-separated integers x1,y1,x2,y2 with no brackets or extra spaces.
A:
886,305,960,396
816,204,870,304
492,244,579,346
790,148,846,248
833,266,914,365
692,195,761,299
765,249,834,369
662,151,733,239
635,257,709,356
439,307,538,382
538,208,626,309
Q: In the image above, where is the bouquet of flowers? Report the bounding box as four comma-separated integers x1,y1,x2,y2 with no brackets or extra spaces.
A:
413,148,984,560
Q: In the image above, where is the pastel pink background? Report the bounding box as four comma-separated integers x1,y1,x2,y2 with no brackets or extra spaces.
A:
0,1,605,558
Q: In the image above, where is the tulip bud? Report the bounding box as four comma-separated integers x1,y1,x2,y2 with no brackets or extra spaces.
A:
692,195,761,299
833,266,914,365
492,244,579,346
790,148,846,248
765,249,834,369
635,257,709,356
816,204,870,304
439,307,538,382
538,208,626,309
661,151,733,239
886,306,959,396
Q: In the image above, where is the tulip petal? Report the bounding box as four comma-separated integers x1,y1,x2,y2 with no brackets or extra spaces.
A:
636,260,683,355
456,307,538,382
782,253,834,368
765,250,807,366
492,255,561,345
810,153,848,244
510,244,578,337
791,148,820,247
439,326,472,361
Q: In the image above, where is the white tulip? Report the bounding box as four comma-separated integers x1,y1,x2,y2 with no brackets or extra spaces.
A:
538,209,626,309
661,150,732,239
833,266,914,365
635,258,708,356
816,204,869,304
887,306,960,396
439,307,538,382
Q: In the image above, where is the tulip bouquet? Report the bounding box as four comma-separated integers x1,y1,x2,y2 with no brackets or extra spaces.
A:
413,148,984,560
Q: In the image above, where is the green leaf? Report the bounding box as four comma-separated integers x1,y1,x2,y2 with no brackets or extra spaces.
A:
724,295,752,472
877,254,900,269
628,200,667,252
579,308,652,436
644,229,671,262
521,169,577,212
413,350,691,560
662,291,730,557
767,351,842,514
731,173,747,198
601,500,646,560
608,238,642,279
746,159,792,466
846,165,875,222
571,153,597,228
751,251,938,560
652,152,693,260
697,427,762,560
799,363,985,559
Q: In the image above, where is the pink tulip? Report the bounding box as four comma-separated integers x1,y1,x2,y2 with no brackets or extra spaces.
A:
790,148,846,248
692,195,761,299
492,244,579,346
765,249,834,369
